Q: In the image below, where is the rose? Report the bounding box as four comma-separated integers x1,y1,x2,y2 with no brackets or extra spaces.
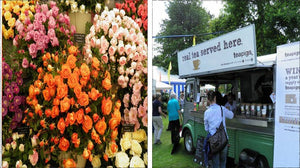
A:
115,152,130,168
66,54,77,69
63,159,76,168
2,161,9,168
130,140,142,157
91,155,101,168
80,63,90,78
132,129,147,143
19,144,25,152
82,115,93,133
22,58,29,68
67,73,79,89
16,160,23,168
56,83,68,99
144,152,148,165
61,64,72,79
109,117,120,130
57,118,66,134
58,137,70,151
77,92,89,107
129,156,145,168
102,71,112,90
105,141,118,158
95,117,107,135
11,141,17,150
102,97,112,115
82,148,91,159
60,97,70,113
28,150,39,166
31,135,38,147
76,109,84,124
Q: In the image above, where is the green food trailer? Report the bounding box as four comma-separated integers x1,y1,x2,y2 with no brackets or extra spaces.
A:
177,25,276,167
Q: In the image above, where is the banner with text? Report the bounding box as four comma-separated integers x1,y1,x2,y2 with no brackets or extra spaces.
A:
274,41,300,167
177,24,257,77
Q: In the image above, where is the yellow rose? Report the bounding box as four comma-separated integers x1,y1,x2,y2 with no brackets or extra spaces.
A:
105,141,118,158
91,155,101,168
123,132,132,140
19,13,26,22
130,140,142,157
120,137,131,151
129,156,145,168
3,29,10,39
4,11,12,21
143,152,148,166
115,152,129,168
8,18,16,28
132,129,147,143
7,28,14,38
2,25,7,34
28,11,34,18
13,5,21,14
3,4,12,12
30,6,35,12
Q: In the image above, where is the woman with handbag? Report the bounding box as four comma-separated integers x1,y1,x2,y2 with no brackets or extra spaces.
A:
204,90,234,168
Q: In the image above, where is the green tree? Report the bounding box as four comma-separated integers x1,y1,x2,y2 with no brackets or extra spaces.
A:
209,0,300,56
153,0,211,74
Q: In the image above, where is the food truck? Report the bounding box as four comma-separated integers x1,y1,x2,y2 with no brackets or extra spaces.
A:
178,25,276,167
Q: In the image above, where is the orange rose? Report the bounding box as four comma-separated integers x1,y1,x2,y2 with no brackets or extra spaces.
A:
78,92,89,107
91,70,99,78
54,137,60,145
73,67,80,77
82,115,93,133
57,118,66,134
82,148,91,160
111,140,118,153
43,73,50,85
49,123,55,130
111,128,118,139
54,75,64,86
74,84,82,98
34,80,43,89
68,46,78,56
95,117,107,135
61,64,72,79
49,87,56,97
45,109,52,118
103,154,108,162
66,112,76,126
101,97,112,115
73,138,80,148
70,97,75,106
115,100,121,110
51,106,59,119
102,71,112,90
92,57,100,70
63,159,76,168
29,85,35,98
56,83,68,99
109,117,120,130
40,119,46,128
80,77,88,87
76,109,84,124
67,54,77,69
92,113,99,123
48,75,56,88
58,137,70,152
68,73,79,89
60,97,70,113
80,63,90,78
87,140,94,151
113,109,122,123
91,128,101,144
71,133,78,143
53,98,60,106
88,88,100,101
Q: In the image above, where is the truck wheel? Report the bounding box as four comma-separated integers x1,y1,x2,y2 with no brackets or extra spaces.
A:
257,155,269,168
184,130,194,154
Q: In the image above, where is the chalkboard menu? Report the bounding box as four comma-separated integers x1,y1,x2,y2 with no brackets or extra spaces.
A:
194,136,205,166
122,124,135,133
74,33,86,44
14,126,30,136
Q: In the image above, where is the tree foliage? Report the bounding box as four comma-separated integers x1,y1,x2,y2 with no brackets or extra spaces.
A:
210,0,300,56
153,0,211,74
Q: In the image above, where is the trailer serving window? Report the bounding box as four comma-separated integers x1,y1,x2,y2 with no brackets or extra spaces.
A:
185,83,194,102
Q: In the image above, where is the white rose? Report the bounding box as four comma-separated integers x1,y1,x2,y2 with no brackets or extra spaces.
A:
91,155,101,168
132,129,147,143
130,140,142,157
31,135,38,147
120,137,131,151
2,161,9,168
115,152,130,168
21,165,27,168
120,9,125,17
12,132,19,141
130,156,145,168
19,144,25,152
16,160,23,168
11,141,17,150
5,143,10,151
143,152,148,165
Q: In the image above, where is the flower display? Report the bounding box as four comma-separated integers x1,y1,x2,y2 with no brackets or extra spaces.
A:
115,0,148,39
2,0,36,39
57,0,106,14
84,7,148,132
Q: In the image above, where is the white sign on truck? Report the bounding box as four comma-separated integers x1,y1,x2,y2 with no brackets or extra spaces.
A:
177,24,257,78
274,41,300,167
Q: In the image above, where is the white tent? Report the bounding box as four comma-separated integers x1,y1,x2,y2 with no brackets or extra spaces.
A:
156,81,172,90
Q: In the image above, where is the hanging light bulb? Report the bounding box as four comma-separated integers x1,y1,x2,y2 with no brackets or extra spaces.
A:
95,3,101,13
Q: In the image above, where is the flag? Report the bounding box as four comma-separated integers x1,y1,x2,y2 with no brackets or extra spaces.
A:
193,35,196,46
168,61,172,85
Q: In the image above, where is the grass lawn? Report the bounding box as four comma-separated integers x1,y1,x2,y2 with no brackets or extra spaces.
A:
152,117,202,168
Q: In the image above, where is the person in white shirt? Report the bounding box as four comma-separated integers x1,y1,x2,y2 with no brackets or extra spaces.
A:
225,93,237,113
204,91,234,168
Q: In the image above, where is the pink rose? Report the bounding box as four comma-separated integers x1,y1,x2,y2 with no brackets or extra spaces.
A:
143,96,148,108
133,81,143,94
102,21,109,34
25,17,31,25
101,54,108,64
16,160,22,168
118,66,125,75
129,107,138,123
51,37,59,47
22,58,29,68
142,115,147,127
13,37,18,46
58,13,64,23
112,22,118,33
33,31,40,42
29,43,37,58
110,37,117,47
50,1,57,8
109,28,114,38
124,108,130,123
95,39,101,48
48,16,56,29
138,105,147,118
31,135,38,147
51,6,59,17
91,37,96,47
36,39,44,50
64,14,70,25
133,52,140,61
142,67,148,74
29,150,39,166
2,161,9,168
11,141,17,150
134,119,141,131
118,75,126,87
110,55,116,62
118,42,125,55
100,36,109,51
123,93,130,108
136,62,143,71
41,4,49,14
119,56,126,66
125,44,132,55
131,93,141,106
108,46,116,56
